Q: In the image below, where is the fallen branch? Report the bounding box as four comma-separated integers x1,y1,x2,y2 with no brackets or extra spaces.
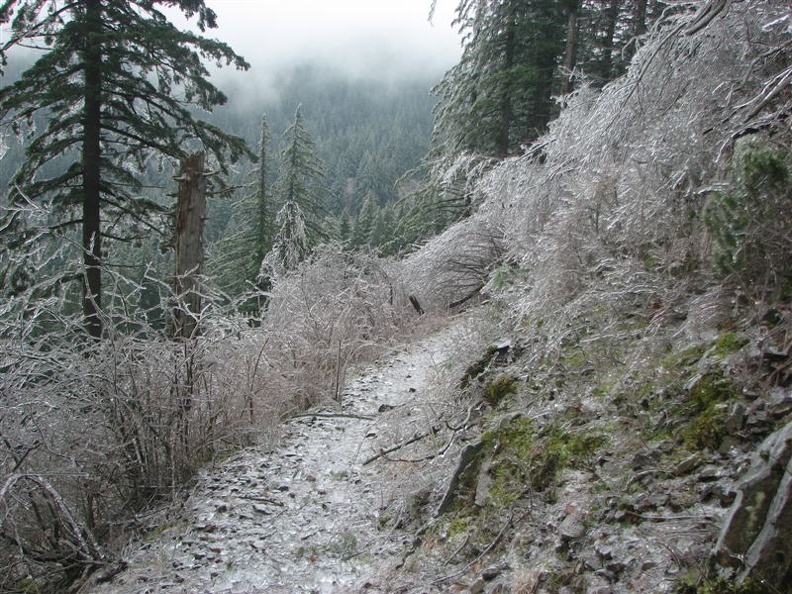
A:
383,423,463,464
291,412,375,421
362,426,440,466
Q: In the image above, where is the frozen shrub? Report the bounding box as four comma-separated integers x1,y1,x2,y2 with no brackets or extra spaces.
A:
704,138,792,293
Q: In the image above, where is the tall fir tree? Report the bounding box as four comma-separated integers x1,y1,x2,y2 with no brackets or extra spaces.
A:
265,105,326,273
210,113,273,300
432,0,569,159
254,114,274,277
0,0,252,338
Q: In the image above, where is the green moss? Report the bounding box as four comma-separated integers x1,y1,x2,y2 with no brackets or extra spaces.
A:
562,346,588,370
688,370,741,411
711,332,747,358
482,418,607,499
683,405,728,450
14,578,43,593
683,370,741,451
662,343,707,370
483,374,518,405
447,516,470,537
144,521,175,542
673,574,764,594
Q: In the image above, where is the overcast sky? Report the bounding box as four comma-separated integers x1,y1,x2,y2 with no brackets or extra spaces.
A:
203,0,462,82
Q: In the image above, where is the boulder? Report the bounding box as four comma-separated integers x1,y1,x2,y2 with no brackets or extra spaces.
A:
713,420,792,590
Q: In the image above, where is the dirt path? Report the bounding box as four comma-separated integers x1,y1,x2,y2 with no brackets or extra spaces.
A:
88,321,467,594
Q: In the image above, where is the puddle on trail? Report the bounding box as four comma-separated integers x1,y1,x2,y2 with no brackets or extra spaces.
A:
89,324,467,594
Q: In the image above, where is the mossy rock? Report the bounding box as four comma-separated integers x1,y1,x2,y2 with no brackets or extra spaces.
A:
682,369,742,451
481,418,607,500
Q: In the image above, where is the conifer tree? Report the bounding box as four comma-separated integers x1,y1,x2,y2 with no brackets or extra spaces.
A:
254,114,274,276
432,0,568,159
265,105,325,273
210,114,273,300
352,193,377,249
0,0,252,338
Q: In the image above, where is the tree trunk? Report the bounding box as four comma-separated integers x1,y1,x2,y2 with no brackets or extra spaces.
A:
174,152,207,340
82,0,103,340
599,0,621,83
563,1,581,93
172,152,207,462
496,4,517,157
633,0,647,37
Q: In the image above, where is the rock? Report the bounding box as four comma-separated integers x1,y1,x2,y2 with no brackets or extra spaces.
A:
713,420,792,592
481,562,507,580
674,453,704,476
718,434,741,455
630,449,660,470
723,402,746,433
558,509,587,542
768,387,792,419
475,458,493,507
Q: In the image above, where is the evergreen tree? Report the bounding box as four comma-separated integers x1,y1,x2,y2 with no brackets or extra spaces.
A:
352,193,377,249
267,197,310,274
253,114,275,273
266,105,325,272
0,0,252,338
210,114,273,299
432,0,569,159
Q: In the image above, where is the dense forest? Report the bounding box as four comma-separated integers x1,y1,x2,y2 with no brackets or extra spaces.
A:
0,1,790,593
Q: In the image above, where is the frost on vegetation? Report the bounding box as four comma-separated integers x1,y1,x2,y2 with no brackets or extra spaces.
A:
262,243,411,407
472,2,792,358
0,240,411,591
393,215,506,311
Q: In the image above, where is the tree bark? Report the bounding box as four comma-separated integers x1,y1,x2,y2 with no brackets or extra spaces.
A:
82,0,103,340
599,0,621,83
562,1,581,93
174,152,207,340
496,3,517,157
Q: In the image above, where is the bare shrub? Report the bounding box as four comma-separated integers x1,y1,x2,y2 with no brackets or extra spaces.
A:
262,244,410,408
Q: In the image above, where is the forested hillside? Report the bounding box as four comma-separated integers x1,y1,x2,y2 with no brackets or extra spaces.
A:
0,1,791,593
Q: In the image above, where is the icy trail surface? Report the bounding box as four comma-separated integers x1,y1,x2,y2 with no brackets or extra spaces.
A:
89,320,466,594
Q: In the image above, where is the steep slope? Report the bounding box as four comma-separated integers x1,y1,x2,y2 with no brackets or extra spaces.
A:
385,2,792,593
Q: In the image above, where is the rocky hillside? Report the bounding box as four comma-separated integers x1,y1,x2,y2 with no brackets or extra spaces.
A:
383,2,792,592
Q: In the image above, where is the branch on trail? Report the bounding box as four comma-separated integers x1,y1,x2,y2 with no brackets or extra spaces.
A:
383,413,473,464
362,426,440,466
382,431,460,464
409,294,425,315
448,284,484,309
291,412,375,421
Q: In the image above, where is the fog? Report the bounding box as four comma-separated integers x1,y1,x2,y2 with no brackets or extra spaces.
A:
203,0,462,84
